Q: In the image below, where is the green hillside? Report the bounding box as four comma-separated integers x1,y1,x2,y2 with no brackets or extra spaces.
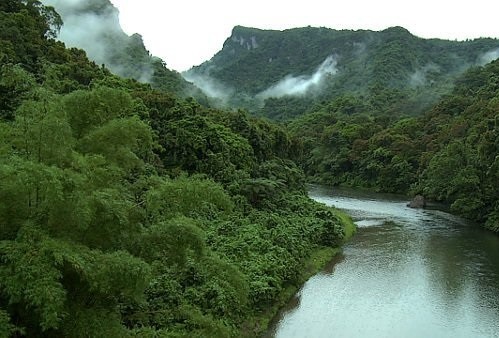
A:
42,0,207,101
0,1,350,336
1,1,498,337
289,59,499,231
187,25,499,119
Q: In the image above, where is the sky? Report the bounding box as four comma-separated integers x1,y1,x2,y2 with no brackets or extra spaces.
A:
109,0,499,72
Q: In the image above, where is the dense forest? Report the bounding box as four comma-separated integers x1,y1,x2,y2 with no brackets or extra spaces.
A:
0,1,352,337
1,0,498,337
288,61,499,231
187,23,499,232
188,25,499,118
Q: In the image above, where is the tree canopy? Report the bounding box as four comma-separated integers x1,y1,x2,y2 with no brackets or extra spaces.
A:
0,2,350,336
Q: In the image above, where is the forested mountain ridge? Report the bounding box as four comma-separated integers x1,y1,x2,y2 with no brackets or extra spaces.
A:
41,0,208,101
187,25,499,118
1,2,497,338
0,1,351,337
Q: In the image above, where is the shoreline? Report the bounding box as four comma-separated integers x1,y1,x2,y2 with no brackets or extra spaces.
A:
241,209,356,337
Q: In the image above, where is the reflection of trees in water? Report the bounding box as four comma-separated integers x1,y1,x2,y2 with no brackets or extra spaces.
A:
270,252,346,326
264,252,346,337
355,221,415,258
422,224,499,319
322,252,345,275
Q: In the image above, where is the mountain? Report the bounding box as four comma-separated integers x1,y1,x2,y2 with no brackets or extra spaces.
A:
42,0,206,100
1,2,498,337
186,25,499,119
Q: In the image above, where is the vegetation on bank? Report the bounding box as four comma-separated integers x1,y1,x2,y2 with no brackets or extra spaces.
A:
1,0,497,337
185,21,499,233
242,209,354,337
0,1,351,337
288,60,499,231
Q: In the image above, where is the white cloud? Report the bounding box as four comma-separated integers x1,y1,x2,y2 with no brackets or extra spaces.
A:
478,48,499,65
257,55,337,99
183,72,234,104
42,0,155,83
409,63,440,87
43,0,124,66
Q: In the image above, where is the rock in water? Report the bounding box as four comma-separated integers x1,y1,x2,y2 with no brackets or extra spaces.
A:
407,195,426,208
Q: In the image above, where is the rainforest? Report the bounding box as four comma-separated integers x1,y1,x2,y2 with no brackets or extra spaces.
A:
0,0,498,337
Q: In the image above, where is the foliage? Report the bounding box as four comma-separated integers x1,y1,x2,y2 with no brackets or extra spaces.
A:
188,25,499,117
0,2,349,336
47,0,208,102
290,60,499,231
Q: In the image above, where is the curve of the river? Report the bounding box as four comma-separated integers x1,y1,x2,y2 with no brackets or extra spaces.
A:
268,185,499,338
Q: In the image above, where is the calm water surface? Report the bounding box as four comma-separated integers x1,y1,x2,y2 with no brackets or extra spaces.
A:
268,186,499,338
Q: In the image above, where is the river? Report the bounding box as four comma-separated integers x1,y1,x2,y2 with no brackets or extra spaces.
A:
268,185,499,338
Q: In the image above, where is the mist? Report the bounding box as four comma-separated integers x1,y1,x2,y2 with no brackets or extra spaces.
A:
478,48,499,66
41,0,155,83
183,71,234,105
257,55,338,99
409,63,440,87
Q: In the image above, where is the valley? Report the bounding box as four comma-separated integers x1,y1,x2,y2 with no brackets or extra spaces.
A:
1,0,498,337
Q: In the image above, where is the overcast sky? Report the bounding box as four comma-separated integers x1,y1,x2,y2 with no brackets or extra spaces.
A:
109,0,499,72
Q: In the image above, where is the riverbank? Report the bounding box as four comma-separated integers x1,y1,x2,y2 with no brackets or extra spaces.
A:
271,187,499,338
241,209,356,337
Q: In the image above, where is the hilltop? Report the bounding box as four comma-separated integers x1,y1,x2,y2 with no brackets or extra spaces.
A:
42,0,207,101
186,25,499,118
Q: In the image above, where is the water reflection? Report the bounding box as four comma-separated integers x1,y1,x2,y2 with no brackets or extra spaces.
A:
269,186,499,338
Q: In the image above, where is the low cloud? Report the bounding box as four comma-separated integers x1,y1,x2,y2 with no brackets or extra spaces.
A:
183,71,234,105
42,0,122,64
42,0,154,83
352,41,367,56
257,55,338,99
409,63,440,87
478,48,499,66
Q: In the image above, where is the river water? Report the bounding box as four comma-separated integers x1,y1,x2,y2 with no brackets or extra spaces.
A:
268,186,499,338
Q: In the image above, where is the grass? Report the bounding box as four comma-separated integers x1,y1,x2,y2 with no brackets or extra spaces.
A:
336,208,356,242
